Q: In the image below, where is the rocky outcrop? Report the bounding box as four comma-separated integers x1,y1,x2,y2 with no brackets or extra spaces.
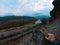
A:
45,0,60,42
50,0,60,18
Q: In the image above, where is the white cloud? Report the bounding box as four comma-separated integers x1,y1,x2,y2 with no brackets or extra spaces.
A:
0,0,54,16
32,2,46,11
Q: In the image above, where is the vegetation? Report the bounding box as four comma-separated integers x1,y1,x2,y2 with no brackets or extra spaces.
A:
0,16,36,30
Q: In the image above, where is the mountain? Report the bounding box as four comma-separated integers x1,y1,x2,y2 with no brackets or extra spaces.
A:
31,13,50,19
0,16,36,23
0,16,36,30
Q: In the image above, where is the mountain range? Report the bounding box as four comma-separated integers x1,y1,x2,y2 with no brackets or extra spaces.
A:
0,16,36,23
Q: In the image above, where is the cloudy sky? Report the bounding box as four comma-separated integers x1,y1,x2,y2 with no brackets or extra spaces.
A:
0,0,54,17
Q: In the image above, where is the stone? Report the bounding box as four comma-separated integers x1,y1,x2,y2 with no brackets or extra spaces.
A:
50,0,60,18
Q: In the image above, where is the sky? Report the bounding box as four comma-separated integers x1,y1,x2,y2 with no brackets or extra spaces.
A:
0,0,54,17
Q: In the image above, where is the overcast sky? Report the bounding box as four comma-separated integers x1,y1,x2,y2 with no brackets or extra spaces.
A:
0,0,54,17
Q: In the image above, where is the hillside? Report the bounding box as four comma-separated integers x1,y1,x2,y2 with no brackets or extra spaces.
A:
0,16,36,23
0,16,36,30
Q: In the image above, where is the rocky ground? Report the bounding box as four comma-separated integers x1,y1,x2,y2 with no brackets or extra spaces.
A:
0,23,36,45
0,23,35,32
0,18,60,45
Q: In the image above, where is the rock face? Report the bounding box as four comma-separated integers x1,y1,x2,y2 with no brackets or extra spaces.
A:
43,0,60,42
50,0,60,39
41,0,60,45
50,0,60,18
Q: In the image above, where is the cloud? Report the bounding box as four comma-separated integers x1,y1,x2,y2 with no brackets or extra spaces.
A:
0,0,53,16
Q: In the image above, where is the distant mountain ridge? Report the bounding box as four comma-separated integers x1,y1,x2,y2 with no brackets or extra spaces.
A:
0,16,36,23
0,13,51,23
32,13,50,19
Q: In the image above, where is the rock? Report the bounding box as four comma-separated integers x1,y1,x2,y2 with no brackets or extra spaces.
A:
40,0,60,45
50,0,60,18
47,0,60,40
